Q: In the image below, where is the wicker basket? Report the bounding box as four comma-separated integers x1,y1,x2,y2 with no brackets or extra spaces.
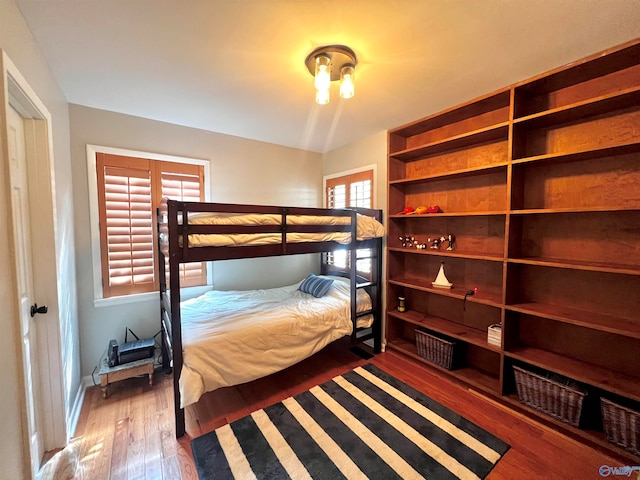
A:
513,365,587,428
601,397,640,456
414,328,458,370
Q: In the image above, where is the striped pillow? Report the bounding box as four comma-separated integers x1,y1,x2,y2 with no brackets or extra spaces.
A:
298,274,334,298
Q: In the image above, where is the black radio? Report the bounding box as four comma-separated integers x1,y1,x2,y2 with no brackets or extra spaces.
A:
106,329,155,367
118,338,155,364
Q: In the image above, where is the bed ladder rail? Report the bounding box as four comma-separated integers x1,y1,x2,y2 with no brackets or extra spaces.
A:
348,235,382,354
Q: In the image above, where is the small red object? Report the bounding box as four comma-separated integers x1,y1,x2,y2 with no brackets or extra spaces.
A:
428,205,441,213
474,287,478,294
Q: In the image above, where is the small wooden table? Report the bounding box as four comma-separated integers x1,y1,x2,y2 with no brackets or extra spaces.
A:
98,355,154,398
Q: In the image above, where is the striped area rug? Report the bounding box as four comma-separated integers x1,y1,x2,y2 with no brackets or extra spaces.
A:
191,364,509,479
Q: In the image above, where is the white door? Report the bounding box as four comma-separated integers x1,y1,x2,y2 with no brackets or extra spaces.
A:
8,104,44,474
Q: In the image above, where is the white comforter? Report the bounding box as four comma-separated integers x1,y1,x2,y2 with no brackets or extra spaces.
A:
178,276,373,407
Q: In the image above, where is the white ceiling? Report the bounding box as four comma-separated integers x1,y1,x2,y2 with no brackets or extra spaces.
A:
15,0,640,153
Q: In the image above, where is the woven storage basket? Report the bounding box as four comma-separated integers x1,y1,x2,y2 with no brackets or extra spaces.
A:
414,328,457,370
513,365,587,428
601,397,640,456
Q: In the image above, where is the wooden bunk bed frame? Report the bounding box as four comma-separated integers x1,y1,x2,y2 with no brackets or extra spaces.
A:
156,198,383,437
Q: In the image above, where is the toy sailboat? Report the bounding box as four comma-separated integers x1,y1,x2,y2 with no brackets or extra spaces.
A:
432,261,453,289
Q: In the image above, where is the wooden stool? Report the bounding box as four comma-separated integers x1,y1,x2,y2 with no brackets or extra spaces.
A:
98,355,154,398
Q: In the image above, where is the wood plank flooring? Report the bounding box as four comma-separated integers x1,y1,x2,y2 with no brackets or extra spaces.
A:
71,338,629,479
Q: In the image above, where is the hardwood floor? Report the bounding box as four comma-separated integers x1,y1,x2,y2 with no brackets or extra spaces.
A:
71,338,628,479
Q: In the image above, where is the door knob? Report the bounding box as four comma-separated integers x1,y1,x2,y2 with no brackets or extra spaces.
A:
30,304,48,318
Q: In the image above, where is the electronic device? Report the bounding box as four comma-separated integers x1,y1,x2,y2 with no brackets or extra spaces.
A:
107,339,119,367
106,328,155,367
118,337,155,364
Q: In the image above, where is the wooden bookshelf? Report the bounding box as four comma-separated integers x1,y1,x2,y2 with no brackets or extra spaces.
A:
386,38,640,461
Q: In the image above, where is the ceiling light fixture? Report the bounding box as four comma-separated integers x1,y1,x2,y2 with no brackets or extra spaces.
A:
305,45,357,105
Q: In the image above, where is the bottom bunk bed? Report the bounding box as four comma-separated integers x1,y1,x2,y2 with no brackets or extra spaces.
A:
178,274,376,408
157,199,384,437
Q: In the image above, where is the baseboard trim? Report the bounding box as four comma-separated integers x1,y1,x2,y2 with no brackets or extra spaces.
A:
67,375,94,441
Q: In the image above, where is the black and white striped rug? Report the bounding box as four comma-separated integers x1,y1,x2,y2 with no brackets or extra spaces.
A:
191,364,509,479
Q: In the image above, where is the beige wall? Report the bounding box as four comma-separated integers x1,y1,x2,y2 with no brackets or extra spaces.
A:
1,0,78,475
69,104,324,376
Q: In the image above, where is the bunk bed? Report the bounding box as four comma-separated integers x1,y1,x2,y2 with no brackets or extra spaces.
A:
156,198,384,437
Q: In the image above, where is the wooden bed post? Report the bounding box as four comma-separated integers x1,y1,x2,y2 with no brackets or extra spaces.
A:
157,207,170,371
168,200,186,438
350,225,358,346
373,235,383,353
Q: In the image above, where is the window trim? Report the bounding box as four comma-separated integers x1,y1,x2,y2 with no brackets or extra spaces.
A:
323,164,377,275
87,144,211,307
322,164,377,208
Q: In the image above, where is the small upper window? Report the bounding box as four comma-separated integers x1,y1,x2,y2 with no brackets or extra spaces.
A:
325,168,374,273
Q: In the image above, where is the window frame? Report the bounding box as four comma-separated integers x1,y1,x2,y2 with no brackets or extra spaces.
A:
87,144,211,307
323,165,377,275
323,165,377,209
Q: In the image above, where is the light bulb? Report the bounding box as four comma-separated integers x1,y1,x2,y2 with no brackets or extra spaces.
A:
316,87,330,105
340,65,355,99
314,55,331,91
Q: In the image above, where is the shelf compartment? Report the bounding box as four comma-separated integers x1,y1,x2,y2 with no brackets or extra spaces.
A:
514,41,640,118
513,87,640,128
511,98,640,160
388,90,510,154
387,281,504,324
507,211,640,271
504,346,640,404
389,162,508,185
507,257,640,276
389,211,507,219
504,263,640,330
387,214,506,260
503,313,640,401
511,141,640,166
510,151,640,211
510,206,640,215
505,303,640,339
385,338,501,394
387,308,501,352
388,275,503,307
389,247,503,263
390,124,509,162
389,169,507,216
388,253,504,305
500,393,636,460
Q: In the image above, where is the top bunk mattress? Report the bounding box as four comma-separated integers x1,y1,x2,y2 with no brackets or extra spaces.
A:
184,211,385,247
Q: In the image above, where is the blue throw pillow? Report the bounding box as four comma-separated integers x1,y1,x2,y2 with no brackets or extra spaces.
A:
298,274,334,298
